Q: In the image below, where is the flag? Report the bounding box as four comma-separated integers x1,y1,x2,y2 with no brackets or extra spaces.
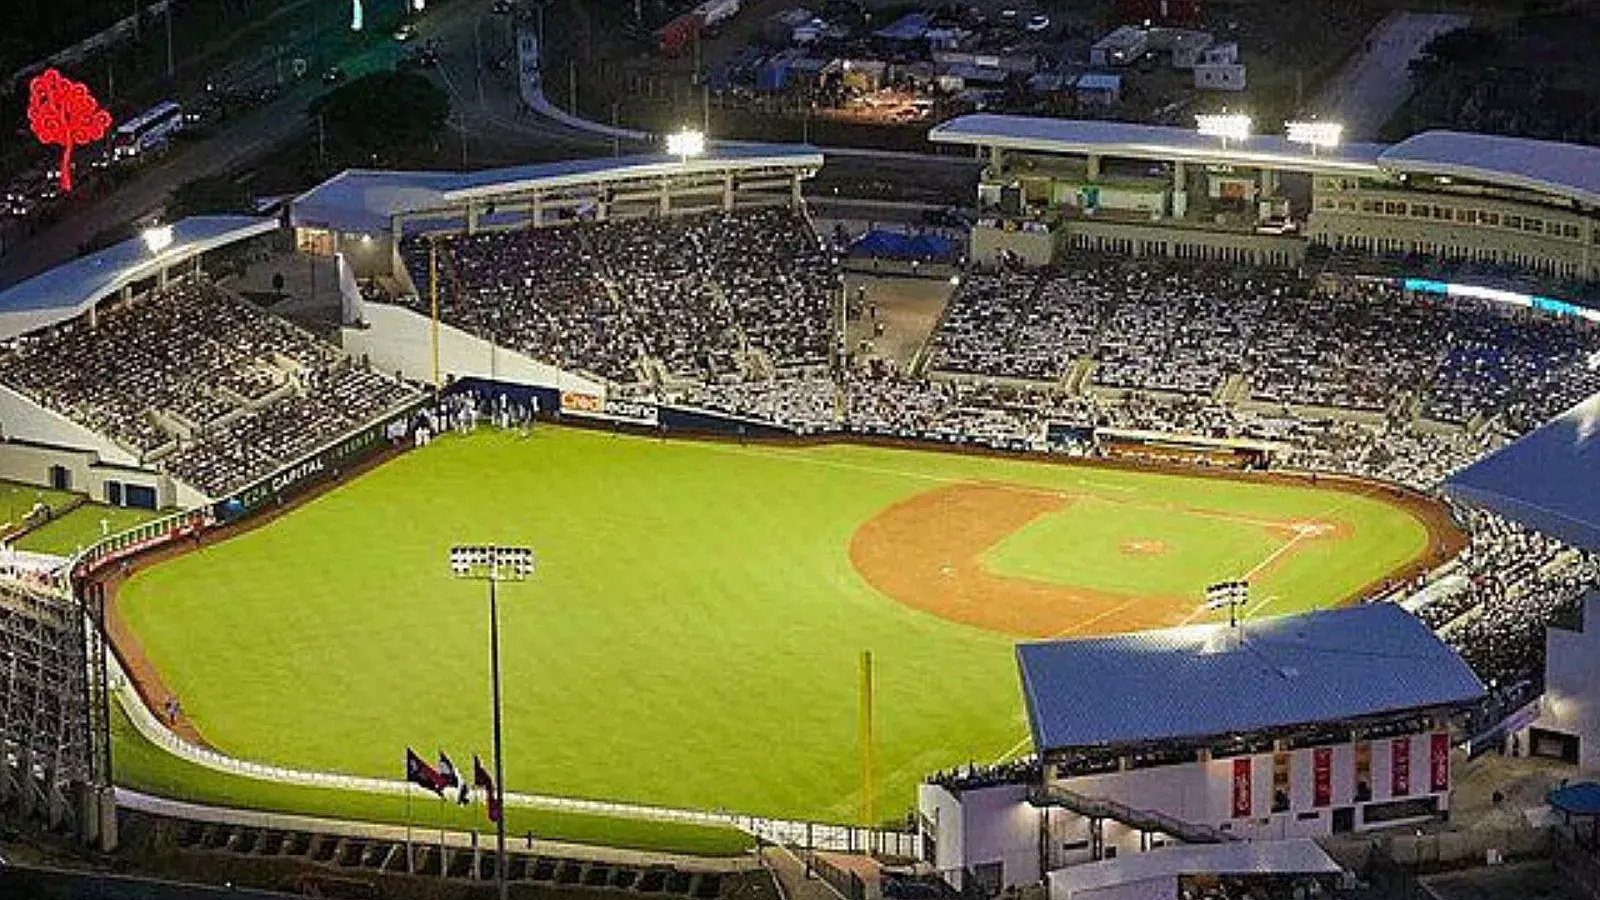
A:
405,747,447,797
457,777,471,806
474,754,501,823
438,751,461,790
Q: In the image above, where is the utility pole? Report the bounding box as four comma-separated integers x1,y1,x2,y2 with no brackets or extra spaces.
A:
165,0,176,79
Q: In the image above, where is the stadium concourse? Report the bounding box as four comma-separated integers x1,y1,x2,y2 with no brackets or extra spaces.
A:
0,138,1598,876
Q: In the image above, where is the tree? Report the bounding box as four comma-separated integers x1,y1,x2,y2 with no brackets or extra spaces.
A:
168,175,254,219
27,68,112,193
311,70,449,168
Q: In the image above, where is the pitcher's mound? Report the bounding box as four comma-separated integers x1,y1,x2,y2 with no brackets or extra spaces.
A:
1119,539,1169,557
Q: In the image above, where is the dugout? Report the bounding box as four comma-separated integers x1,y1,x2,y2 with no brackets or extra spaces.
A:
1093,427,1281,469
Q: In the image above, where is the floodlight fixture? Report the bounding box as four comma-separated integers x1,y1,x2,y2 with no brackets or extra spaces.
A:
1286,120,1344,150
665,128,706,162
1195,113,1252,146
142,224,175,255
351,0,364,31
449,545,535,581
413,0,426,9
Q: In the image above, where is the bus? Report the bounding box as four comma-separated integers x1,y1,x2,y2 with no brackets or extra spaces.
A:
111,101,184,161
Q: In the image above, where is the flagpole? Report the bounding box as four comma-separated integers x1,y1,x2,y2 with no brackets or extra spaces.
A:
439,793,447,880
405,781,414,874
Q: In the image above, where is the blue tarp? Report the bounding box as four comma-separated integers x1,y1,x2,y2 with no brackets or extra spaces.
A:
1445,391,1600,553
849,230,955,261
1549,783,1600,817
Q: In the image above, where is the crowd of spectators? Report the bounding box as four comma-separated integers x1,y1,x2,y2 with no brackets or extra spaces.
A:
920,263,1600,431
1417,508,1595,685
401,207,838,384
0,277,418,498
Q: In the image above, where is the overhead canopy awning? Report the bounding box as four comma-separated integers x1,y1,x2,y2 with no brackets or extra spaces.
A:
0,215,278,341
1048,840,1343,899
1445,392,1600,553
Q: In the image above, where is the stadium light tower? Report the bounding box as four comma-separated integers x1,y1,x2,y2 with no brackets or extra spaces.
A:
665,128,706,164
449,545,535,900
1286,120,1344,155
1195,113,1252,149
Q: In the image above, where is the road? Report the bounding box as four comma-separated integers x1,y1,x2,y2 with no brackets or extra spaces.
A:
0,0,983,290
1311,11,1470,141
0,0,501,289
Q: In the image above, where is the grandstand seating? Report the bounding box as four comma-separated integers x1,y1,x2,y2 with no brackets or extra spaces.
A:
0,278,420,498
400,207,838,384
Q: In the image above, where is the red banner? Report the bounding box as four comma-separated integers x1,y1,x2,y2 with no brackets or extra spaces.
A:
1391,737,1411,797
1313,747,1332,807
1231,757,1253,818
1430,732,1450,792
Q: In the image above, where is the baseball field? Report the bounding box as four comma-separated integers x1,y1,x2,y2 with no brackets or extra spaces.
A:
110,425,1455,834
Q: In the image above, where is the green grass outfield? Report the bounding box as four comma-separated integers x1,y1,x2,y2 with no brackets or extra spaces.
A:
16,504,163,556
110,704,754,856
116,427,1432,830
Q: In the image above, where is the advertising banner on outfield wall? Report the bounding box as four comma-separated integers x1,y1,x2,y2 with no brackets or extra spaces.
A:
559,391,659,427
216,402,423,521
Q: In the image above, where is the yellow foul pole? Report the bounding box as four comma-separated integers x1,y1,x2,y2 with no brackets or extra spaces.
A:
429,239,441,389
859,649,875,830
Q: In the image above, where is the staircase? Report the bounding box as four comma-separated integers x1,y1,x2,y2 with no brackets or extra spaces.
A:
1033,785,1238,845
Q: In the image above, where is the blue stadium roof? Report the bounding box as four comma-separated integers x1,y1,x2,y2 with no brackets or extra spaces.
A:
0,216,277,340
1445,392,1600,552
1017,603,1484,751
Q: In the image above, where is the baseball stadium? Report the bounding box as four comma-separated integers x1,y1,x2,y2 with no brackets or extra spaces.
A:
2,113,1600,896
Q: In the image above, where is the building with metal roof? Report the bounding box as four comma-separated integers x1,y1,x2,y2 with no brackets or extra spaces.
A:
289,144,824,284
919,604,1482,894
0,216,278,341
929,114,1386,176
928,113,1600,295
1383,130,1600,210
1017,603,1484,752
290,144,824,237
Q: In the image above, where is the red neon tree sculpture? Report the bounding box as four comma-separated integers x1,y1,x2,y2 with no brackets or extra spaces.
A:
28,69,113,194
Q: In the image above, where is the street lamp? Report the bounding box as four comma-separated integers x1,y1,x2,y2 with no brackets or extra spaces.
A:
665,128,706,164
142,224,175,255
1195,112,1252,149
449,544,535,900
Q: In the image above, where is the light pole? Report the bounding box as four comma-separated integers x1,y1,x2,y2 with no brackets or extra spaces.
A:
449,544,535,900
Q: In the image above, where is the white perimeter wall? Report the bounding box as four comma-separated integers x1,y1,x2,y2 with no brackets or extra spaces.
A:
344,302,605,395
920,782,1038,888
1535,596,1600,773
923,731,1452,889
0,384,141,466
0,441,178,510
